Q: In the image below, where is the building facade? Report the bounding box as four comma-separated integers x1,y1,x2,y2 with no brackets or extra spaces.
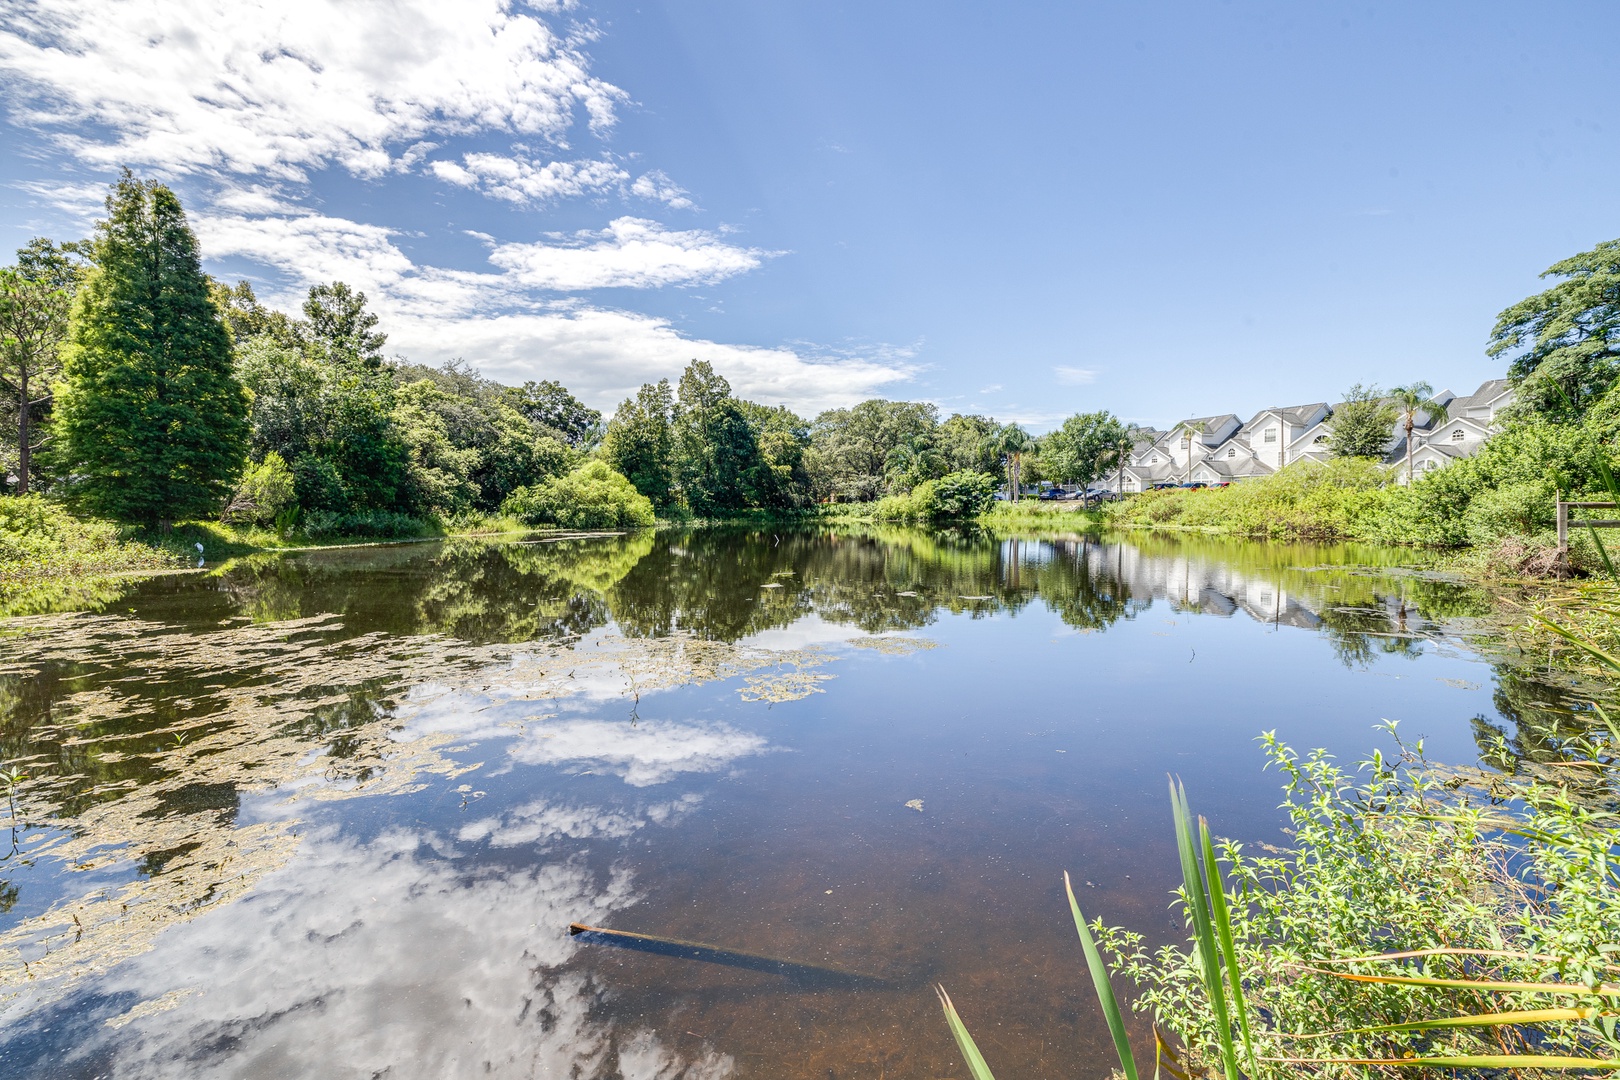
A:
1108,379,1513,493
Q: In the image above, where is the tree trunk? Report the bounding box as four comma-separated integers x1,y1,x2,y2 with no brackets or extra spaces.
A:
16,367,27,496
1404,415,1414,483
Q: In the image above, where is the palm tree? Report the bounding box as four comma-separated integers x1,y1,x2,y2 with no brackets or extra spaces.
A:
996,424,1035,501
1388,382,1449,483
1176,419,1206,484
1106,423,1142,498
884,436,942,492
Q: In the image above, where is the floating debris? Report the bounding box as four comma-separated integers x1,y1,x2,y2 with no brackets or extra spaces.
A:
849,636,939,656
0,611,845,1013
568,922,887,987
904,799,924,812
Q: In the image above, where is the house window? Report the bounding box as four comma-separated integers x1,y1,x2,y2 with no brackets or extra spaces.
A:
1425,460,1437,470
1451,428,1465,441
1314,434,1328,444
1264,428,1277,443
1227,448,1236,458
1150,455,1158,463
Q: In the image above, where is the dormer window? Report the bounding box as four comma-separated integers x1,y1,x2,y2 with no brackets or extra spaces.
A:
1227,448,1236,458
1264,428,1277,443
1150,455,1158,463
1451,428,1465,441
1313,434,1328,444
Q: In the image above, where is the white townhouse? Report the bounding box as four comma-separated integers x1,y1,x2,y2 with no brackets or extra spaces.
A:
1397,379,1514,480
1101,379,1513,492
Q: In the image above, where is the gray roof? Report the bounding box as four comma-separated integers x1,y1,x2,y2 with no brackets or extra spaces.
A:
1157,414,1239,445
1447,378,1512,413
1201,456,1273,478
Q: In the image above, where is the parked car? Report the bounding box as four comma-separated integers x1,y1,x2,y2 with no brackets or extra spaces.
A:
1084,489,1119,503
1038,487,1064,501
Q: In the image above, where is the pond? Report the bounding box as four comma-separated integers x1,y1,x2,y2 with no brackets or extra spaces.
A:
0,527,1585,1079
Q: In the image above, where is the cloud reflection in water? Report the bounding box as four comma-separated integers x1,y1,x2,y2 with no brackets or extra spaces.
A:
50,821,734,1079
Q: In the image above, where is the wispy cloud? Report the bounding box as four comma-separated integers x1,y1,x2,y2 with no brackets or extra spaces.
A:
429,154,629,204
194,206,912,412
1053,365,1097,385
487,217,770,290
1,0,918,416
0,0,623,180
630,170,695,210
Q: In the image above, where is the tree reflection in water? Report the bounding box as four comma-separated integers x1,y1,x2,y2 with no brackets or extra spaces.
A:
1,526,1615,1078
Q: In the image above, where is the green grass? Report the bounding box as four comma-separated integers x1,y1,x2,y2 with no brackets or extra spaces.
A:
1105,458,1394,541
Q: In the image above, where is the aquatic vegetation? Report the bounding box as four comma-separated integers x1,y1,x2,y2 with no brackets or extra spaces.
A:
0,605,847,1015
940,737,1620,1077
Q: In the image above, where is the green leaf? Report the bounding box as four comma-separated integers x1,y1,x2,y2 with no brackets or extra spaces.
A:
935,985,998,1080
1201,818,1257,1076
1065,871,1139,1080
1170,778,1240,1080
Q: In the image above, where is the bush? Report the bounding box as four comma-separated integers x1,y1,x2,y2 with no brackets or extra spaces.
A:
222,452,297,526
869,487,926,522
929,470,997,519
1108,459,1394,541
500,460,656,529
300,509,430,541
0,495,178,580
291,453,349,514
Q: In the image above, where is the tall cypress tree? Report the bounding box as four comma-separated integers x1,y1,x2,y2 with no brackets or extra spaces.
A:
55,173,248,527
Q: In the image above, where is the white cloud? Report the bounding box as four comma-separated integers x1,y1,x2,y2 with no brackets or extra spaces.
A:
61,826,735,1079
505,717,770,787
4,1,921,416
424,156,698,211
429,153,631,204
631,170,695,210
393,307,918,415
194,207,914,413
459,793,703,847
0,0,624,179
1053,365,1097,385
488,217,771,291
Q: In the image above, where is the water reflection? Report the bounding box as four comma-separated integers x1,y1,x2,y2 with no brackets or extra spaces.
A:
1,527,1609,1078
11,823,732,1079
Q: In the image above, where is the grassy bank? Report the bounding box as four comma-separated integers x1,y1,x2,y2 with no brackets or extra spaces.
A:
0,498,548,614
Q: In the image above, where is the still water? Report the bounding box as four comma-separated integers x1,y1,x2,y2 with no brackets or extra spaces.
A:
0,528,1577,1078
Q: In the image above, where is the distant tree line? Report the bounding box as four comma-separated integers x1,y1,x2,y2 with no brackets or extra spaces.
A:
18,171,1600,536
0,172,1153,530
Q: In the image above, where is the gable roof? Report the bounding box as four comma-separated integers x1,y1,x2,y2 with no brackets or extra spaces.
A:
1245,403,1329,430
1446,378,1513,414
1201,456,1274,478
1159,414,1239,442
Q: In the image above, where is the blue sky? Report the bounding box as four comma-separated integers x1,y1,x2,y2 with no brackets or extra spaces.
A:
1,1,1615,429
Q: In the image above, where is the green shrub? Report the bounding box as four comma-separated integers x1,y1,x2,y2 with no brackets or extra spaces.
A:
0,495,178,580
1108,459,1393,540
223,452,297,526
929,470,997,519
500,460,656,529
300,509,429,541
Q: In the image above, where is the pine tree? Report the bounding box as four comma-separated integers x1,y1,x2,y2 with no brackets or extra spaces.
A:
55,173,249,527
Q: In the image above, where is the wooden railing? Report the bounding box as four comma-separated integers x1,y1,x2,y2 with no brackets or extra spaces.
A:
1557,501,1620,552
